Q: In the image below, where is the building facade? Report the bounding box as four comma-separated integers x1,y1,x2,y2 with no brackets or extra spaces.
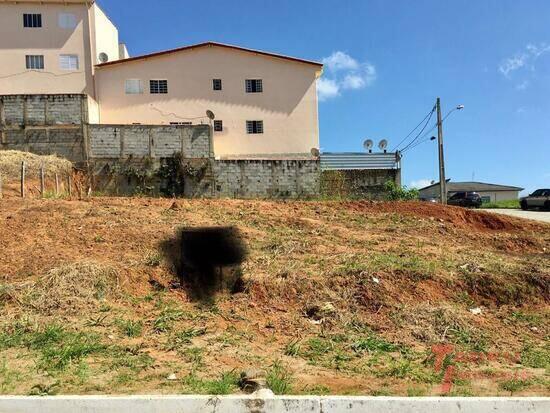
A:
419,181,524,203
0,1,322,158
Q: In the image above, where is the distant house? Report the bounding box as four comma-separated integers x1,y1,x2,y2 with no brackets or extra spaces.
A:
419,181,524,203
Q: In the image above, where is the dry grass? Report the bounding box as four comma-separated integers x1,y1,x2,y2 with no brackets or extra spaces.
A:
19,261,120,314
0,150,72,179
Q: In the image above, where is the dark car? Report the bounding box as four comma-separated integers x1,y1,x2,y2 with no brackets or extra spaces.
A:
520,189,550,210
447,191,482,208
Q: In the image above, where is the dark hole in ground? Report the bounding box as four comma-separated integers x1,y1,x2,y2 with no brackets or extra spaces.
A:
161,226,248,301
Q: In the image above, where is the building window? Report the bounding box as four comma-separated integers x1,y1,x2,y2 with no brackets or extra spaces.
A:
59,54,79,70
246,120,263,134
213,79,222,91
245,79,263,93
26,55,44,70
125,79,144,94
150,79,168,94
214,120,223,132
58,13,77,29
23,14,42,28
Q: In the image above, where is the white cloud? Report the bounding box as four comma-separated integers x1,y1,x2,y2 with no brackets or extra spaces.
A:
516,80,529,90
317,78,340,101
499,42,550,78
410,179,433,189
318,51,376,101
322,51,360,71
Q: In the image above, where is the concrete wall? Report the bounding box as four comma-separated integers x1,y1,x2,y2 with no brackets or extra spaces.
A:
90,3,120,67
0,395,548,413
321,169,400,199
0,94,87,126
95,45,321,157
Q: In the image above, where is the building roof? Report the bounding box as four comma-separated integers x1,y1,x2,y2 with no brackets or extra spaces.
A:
320,152,400,171
419,181,524,192
95,41,323,69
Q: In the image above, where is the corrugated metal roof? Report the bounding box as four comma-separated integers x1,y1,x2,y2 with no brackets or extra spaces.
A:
419,181,524,192
320,152,400,171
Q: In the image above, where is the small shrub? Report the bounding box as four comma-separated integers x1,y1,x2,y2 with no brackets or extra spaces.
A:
116,319,143,337
384,181,419,201
499,378,533,394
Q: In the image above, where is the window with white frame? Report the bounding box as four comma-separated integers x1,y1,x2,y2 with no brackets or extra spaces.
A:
58,13,77,29
246,120,263,134
245,79,263,93
23,14,42,28
59,54,79,70
26,55,44,70
125,79,144,94
150,79,168,94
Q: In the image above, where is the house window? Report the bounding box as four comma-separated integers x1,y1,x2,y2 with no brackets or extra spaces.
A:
26,55,44,70
59,54,79,70
245,79,263,93
214,120,223,132
246,120,263,134
213,79,222,91
150,79,168,94
125,79,144,94
58,13,77,29
23,14,42,28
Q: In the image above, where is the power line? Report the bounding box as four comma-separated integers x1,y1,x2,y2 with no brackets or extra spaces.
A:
392,105,436,152
401,109,459,154
399,107,436,153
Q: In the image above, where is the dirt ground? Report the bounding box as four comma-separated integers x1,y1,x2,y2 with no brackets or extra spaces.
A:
0,197,548,396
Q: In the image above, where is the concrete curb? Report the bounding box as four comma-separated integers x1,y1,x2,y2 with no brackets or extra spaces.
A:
0,395,549,413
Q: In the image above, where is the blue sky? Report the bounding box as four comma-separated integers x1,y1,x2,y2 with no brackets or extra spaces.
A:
99,0,549,194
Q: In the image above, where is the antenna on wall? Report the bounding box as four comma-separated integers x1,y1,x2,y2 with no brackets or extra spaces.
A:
363,139,374,153
310,148,320,158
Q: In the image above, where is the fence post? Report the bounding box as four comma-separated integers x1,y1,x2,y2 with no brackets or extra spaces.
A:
55,173,59,196
67,174,72,198
20,161,25,198
40,167,45,197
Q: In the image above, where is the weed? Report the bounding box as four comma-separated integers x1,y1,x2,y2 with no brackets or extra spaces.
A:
499,378,533,394
266,360,293,395
109,347,155,372
93,235,105,243
407,386,427,397
116,319,144,338
351,335,398,354
28,382,60,396
520,344,549,369
182,371,239,395
153,307,185,332
144,251,162,267
183,347,205,367
284,340,301,357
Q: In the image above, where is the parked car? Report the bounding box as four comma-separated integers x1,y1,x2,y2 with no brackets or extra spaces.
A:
520,189,550,210
447,192,482,208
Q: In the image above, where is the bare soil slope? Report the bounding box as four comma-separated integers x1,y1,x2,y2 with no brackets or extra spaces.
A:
0,198,548,396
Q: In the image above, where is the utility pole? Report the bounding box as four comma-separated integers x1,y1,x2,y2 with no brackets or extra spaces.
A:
436,97,447,204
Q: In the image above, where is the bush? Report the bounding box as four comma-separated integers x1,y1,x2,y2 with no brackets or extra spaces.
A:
384,181,419,201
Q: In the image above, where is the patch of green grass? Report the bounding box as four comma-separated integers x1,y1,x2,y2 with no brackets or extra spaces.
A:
300,384,331,395
351,334,398,354
108,346,155,372
266,361,293,395
449,326,488,353
153,306,185,332
510,311,544,327
499,378,533,394
183,347,205,367
165,328,207,353
115,319,143,338
182,371,239,395
482,199,520,209
283,340,301,357
520,344,549,370
0,359,21,394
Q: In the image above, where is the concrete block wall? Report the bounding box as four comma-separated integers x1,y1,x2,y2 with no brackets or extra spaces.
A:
88,125,210,159
0,94,86,126
320,169,400,199
210,159,320,198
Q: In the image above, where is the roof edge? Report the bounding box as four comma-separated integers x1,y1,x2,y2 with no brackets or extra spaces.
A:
95,41,323,69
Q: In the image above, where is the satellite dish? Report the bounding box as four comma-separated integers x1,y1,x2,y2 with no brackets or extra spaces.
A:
98,52,109,63
310,148,320,158
206,110,215,120
378,139,388,151
363,139,374,151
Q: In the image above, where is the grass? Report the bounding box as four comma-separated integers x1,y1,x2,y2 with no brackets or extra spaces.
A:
153,306,185,332
499,378,534,394
482,199,520,209
266,361,293,394
520,344,550,370
115,319,144,338
182,371,240,395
